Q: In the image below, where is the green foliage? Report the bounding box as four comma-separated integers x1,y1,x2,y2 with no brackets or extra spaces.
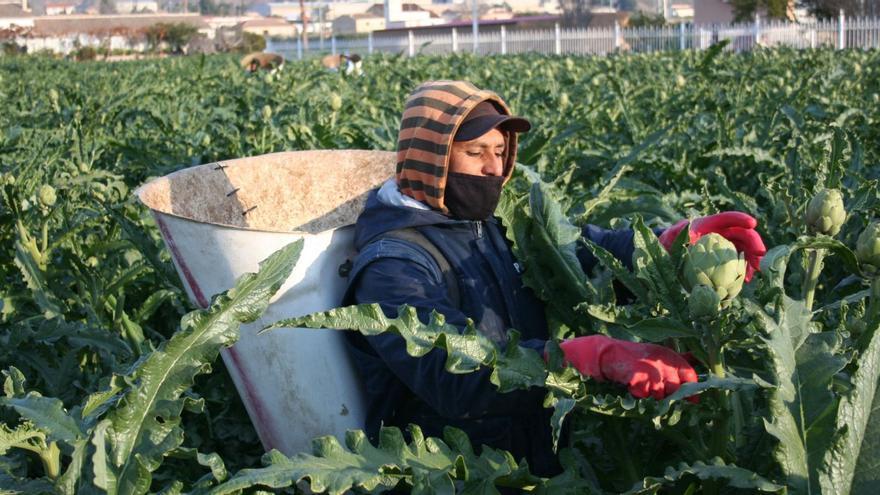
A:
0,241,302,493
1,48,879,493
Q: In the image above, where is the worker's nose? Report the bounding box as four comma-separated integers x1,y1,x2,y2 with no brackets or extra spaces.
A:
482,155,504,177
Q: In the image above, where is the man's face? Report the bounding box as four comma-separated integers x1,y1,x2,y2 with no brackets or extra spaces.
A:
449,128,505,177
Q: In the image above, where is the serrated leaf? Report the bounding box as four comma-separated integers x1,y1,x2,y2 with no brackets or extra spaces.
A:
631,216,687,319
210,425,548,495
13,239,62,318
0,422,47,456
623,458,783,494
584,375,755,427
98,240,302,495
266,303,547,392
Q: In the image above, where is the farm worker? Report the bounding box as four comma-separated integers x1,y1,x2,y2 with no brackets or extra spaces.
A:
343,81,766,475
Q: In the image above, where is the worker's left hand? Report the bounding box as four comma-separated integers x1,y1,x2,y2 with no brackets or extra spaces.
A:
658,211,766,282
558,335,698,401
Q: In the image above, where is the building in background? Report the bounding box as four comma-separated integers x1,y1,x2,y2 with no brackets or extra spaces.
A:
240,16,298,36
115,0,159,14
332,12,385,34
44,1,76,15
0,0,33,30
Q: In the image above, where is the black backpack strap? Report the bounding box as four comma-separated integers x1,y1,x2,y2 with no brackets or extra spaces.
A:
380,228,461,310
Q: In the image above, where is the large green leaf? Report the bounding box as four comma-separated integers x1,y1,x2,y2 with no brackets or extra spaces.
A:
496,178,595,333
822,319,880,494
90,240,303,495
266,303,547,393
749,296,849,494
0,394,84,443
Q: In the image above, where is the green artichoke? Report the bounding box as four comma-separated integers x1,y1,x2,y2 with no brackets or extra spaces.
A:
689,284,721,319
38,185,57,208
856,221,880,274
683,233,747,304
329,93,343,112
805,188,846,236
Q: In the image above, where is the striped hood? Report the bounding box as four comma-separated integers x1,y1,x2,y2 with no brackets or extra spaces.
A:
396,81,519,213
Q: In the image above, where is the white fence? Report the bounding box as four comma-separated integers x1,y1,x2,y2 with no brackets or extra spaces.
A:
267,14,880,60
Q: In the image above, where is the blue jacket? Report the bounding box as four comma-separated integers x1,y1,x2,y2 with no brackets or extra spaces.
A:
343,184,636,475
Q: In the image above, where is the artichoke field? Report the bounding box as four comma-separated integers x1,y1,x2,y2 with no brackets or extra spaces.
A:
1,47,879,494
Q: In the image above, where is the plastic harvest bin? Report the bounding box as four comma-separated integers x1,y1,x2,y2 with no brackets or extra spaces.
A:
136,150,396,455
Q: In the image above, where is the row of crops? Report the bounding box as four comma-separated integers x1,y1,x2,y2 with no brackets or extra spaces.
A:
0,47,879,493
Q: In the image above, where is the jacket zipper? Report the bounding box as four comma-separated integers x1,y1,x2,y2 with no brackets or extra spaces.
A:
473,221,483,238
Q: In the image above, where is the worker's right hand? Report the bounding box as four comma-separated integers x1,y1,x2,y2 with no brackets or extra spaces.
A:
558,335,698,400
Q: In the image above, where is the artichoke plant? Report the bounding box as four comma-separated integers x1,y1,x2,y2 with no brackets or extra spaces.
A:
805,188,847,236
856,221,880,274
683,234,746,305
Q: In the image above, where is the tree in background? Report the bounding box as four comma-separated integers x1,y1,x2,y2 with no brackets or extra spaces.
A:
800,0,879,18
730,0,791,21
199,0,234,15
559,0,591,27
99,0,117,14
145,23,199,54
629,11,667,27
239,31,266,53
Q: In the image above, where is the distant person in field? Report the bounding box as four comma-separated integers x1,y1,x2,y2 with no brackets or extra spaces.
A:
241,52,284,73
321,53,363,76
342,80,767,474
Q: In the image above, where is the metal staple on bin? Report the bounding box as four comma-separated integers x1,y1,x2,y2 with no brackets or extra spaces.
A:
211,161,257,218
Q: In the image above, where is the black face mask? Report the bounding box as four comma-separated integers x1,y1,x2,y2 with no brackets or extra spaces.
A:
444,172,505,221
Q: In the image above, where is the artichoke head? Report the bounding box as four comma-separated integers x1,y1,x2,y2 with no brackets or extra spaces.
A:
856,221,880,274
38,185,57,208
805,188,846,236
689,284,721,319
683,233,746,304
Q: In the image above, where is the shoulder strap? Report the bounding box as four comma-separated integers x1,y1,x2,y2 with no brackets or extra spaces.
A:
380,228,461,310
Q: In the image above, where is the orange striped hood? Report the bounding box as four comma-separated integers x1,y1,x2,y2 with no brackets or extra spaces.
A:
396,81,519,213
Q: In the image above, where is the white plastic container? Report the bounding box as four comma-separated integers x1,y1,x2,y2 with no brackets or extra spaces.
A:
136,150,396,455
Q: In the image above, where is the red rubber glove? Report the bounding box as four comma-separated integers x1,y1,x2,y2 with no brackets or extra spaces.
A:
657,211,767,282
558,335,698,400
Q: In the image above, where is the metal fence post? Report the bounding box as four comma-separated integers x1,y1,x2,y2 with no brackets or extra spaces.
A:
452,27,458,53
554,23,561,55
368,32,374,54
331,35,337,55
408,30,415,57
755,14,761,47
296,35,302,60
838,9,846,49
613,20,621,51
472,0,479,54
679,22,686,50
501,25,507,55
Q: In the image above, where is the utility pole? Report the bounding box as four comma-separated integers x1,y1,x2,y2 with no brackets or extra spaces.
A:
300,0,309,50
